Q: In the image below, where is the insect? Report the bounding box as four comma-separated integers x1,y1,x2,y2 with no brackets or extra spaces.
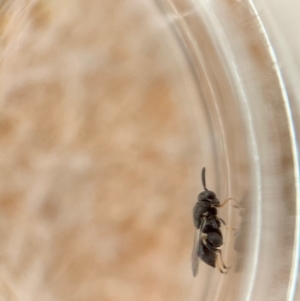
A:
192,167,235,276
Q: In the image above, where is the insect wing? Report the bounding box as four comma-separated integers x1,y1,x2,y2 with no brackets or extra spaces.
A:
191,228,201,277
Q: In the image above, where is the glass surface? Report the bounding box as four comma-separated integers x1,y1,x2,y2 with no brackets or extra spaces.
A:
154,1,300,301
1,1,299,300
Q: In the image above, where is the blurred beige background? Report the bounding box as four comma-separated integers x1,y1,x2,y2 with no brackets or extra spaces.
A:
0,1,203,300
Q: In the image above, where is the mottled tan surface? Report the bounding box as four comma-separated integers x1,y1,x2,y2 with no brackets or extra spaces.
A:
0,1,202,300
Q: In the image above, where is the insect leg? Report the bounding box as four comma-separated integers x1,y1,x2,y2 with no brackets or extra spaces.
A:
218,217,226,226
216,255,229,274
215,197,240,208
208,245,228,274
218,217,237,231
217,249,231,270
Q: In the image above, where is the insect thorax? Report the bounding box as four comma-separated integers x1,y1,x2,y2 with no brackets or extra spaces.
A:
193,201,217,228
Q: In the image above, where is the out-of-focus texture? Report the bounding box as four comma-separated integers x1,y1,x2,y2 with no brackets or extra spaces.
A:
0,1,202,300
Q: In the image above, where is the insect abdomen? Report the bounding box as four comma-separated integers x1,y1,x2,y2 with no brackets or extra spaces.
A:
198,242,216,268
206,230,223,248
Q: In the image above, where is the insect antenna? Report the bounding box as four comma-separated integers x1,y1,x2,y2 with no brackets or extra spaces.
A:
202,167,208,191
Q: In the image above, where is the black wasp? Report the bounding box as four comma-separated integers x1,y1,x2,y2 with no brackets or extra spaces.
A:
192,167,235,276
